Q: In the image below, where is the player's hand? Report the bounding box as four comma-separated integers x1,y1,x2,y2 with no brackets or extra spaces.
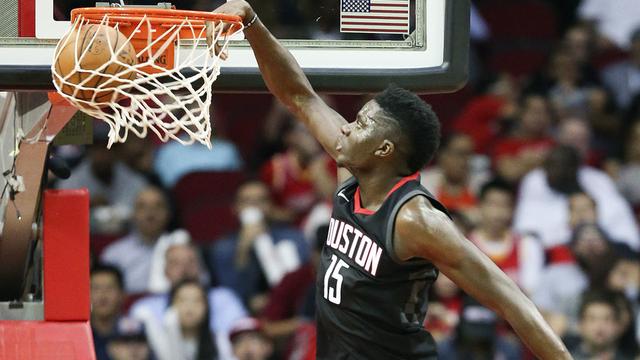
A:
212,0,254,21
207,1,256,59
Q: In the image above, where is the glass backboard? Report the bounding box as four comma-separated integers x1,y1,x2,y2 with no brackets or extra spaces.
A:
0,0,469,93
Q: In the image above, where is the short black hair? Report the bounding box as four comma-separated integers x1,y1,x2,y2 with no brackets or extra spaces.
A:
578,289,621,321
374,85,441,173
91,263,124,290
479,178,515,201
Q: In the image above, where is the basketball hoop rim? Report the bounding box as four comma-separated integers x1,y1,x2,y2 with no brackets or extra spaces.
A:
70,7,243,33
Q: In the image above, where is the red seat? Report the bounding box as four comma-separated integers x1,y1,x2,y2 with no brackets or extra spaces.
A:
172,171,245,243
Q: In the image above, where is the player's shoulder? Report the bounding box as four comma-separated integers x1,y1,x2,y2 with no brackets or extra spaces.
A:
395,195,451,238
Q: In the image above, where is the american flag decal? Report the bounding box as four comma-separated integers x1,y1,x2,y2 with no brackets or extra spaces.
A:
340,0,410,34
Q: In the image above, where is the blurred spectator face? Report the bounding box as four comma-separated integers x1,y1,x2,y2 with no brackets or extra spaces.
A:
550,51,579,85
172,283,207,332
579,302,619,353
438,134,473,184
232,332,274,360
569,193,597,229
572,225,609,262
165,244,201,287
285,122,322,162
608,259,640,298
133,187,170,240
557,118,591,160
479,188,513,232
544,146,581,194
91,271,123,320
234,181,272,217
563,26,592,64
107,340,150,360
89,145,117,180
118,137,155,175
519,95,551,137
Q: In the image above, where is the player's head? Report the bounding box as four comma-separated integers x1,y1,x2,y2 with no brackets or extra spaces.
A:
335,85,440,174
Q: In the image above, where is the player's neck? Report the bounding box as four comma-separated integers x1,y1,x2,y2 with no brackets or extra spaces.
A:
356,172,407,211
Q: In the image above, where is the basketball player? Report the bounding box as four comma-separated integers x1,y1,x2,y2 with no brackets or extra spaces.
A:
213,1,571,359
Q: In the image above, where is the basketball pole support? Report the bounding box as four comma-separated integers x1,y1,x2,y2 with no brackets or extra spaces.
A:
0,94,95,359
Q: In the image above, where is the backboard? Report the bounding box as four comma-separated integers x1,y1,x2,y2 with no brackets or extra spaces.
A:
0,0,469,93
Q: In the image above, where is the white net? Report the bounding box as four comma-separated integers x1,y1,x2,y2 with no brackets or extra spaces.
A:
51,11,240,148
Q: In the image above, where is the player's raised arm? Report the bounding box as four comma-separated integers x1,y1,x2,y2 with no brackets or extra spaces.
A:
394,196,572,360
213,0,347,161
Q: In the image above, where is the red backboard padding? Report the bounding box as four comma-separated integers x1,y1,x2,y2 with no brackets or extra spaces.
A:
0,321,95,360
43,189,90,321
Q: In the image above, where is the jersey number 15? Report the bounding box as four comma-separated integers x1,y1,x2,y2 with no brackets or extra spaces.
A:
323,254,350,305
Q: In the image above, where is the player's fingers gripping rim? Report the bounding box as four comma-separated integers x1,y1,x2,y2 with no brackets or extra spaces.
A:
205,21,229,60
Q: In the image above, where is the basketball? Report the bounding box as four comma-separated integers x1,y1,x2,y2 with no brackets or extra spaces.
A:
53,24,137,104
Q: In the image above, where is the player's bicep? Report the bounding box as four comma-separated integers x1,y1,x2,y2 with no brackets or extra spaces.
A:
395,198,520,315
291,95,347,160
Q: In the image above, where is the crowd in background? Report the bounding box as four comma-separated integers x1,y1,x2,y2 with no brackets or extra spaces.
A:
49,0,640,359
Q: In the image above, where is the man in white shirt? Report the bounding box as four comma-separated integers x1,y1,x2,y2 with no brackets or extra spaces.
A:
514,145,639,250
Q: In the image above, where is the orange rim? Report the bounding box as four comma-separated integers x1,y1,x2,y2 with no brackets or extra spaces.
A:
70,7,243,32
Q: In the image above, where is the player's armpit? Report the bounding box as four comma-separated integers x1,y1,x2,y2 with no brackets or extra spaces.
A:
393,196,572,360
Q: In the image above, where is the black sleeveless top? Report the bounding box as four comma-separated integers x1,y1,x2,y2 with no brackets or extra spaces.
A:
316,173,450,360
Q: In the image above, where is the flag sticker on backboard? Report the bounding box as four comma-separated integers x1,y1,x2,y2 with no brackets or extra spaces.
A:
340,0,410,34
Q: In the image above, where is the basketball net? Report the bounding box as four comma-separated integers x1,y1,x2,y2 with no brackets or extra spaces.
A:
51,9,242,148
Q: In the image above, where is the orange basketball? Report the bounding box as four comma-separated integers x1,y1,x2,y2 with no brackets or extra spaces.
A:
53,24,137,104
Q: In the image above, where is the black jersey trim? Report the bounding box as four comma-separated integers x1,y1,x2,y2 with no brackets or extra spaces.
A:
385,190,433,266
384,190,452,265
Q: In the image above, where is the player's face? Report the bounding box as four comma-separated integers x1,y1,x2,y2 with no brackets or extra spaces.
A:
335,100,393,169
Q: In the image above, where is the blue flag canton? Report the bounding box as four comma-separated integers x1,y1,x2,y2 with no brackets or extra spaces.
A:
342,0,371,13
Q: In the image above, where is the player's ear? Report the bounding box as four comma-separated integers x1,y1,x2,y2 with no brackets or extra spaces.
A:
375,140,395,158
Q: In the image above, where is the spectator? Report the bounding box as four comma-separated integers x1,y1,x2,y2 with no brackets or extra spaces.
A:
144,280,220,360
578,0,640,50
514,145,640,249
437,297,521,360
601,29,640,110
101,186,171,293
208,181,308,313
607,244,640,302
106,317,153,360
452,73,519,154
57,123,148,235
420,133,488,223
468,179,544,294
229,318,274,360
492,94,555,183
119,136,162,186
260,225,326,351
556,117,603,167
425,274,462,343
570,290,633,359
154,134,243,189
260,121,337,223
533,223,618,337
91,264,126,360
616,121,640,211
130,241,247,358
